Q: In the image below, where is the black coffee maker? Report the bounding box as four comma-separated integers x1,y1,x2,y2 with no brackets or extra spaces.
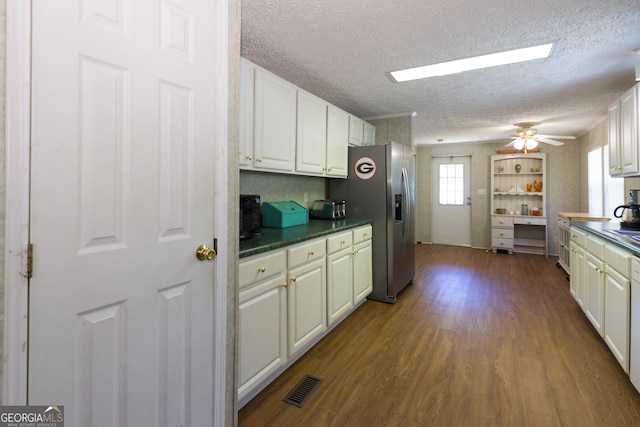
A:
614,189,640,229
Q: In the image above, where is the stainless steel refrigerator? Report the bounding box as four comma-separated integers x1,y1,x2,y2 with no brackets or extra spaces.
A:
330,142,415,303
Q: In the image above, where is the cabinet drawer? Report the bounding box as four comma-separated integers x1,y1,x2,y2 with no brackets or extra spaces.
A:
586,235,605,260
605,244,631,278
353,225,372,244
570,227,586,247
288,238,326,269
514,217,546,226
327,231,352,255
239,250,287,289
492,237,513,249
491,228,514,239
491,215,513,227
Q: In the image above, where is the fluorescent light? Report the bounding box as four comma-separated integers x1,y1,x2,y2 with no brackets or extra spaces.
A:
389,43,554,82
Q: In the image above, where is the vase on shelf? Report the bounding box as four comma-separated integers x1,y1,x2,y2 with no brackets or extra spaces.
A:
515,164,521,173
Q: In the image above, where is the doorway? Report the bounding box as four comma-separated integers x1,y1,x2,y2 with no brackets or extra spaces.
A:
431,156,472,246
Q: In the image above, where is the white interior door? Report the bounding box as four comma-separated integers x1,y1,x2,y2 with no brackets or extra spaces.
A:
29,1,221,425
432,156,472,246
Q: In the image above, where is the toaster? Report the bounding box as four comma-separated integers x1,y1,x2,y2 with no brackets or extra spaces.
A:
310,199,346,220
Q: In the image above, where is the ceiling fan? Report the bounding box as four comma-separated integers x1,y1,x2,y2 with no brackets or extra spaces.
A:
505,122,575,152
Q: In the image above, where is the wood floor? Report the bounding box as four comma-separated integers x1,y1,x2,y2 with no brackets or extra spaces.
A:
238,244,640,426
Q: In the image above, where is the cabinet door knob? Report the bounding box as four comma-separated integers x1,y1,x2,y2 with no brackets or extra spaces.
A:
308,251,315,256
257,267,266,273
246,155,253,160
256,157,263,163
281,282,288,288
290,277,297,283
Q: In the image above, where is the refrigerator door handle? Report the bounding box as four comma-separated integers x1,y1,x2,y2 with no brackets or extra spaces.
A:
402,167,410,240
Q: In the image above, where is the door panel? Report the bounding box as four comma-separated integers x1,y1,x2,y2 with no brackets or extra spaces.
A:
431,156,472,246
29,0,219,425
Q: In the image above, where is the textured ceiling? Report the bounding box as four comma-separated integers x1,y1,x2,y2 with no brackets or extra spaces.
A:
241,0,640,146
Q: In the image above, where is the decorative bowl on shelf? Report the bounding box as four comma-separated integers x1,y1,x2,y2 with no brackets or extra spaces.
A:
495,208,507,214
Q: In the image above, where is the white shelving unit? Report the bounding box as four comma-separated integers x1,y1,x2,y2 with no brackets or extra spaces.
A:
490,153,547,255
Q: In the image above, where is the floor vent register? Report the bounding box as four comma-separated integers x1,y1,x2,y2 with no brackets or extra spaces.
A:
282,374,324,408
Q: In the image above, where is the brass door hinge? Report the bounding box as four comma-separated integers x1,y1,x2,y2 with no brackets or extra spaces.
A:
27,243,33,279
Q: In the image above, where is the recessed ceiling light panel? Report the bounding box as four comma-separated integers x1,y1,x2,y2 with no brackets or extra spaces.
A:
389,43,554,83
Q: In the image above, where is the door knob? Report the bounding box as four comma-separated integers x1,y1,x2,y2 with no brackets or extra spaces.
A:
196,244,216,261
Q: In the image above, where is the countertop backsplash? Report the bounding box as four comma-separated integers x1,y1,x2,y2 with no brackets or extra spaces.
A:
240,170,328,209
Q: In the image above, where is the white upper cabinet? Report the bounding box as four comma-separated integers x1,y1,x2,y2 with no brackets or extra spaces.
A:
239,58,255,168
254,67,297,172
363,122,376,146
296,90,328,175
240,58,374,177
609,84,639,177
349,115,364,146
326,105,349,177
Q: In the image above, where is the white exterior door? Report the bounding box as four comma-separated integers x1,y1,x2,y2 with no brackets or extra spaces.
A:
29,1,223,425
431,156,472,246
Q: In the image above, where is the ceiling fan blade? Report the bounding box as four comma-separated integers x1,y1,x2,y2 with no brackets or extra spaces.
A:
536,136,564,146
537,134,576,140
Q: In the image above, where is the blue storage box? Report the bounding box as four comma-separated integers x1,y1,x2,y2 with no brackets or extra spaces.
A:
262,201,309,228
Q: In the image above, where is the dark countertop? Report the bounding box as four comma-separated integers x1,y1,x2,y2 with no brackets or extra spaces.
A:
239,218,372,258
570,220,640,257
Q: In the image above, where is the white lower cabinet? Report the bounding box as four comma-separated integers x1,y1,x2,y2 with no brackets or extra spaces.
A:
584,234,605,336
604,244,631,373
353,226,373,303
491,215,514,252
238,250,287,402
287,257,327,356
238,226,373,407
570,240,586,308
327,226,373,325
570,225,632,374
585,251,605,336
327,231,354,325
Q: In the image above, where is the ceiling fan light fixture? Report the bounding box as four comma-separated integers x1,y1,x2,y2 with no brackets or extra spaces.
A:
526,139,539,150
389,43,554,82
517,128,537,138
513,138,525,150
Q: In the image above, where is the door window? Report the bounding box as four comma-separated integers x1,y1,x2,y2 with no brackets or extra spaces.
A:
439,163,464,205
